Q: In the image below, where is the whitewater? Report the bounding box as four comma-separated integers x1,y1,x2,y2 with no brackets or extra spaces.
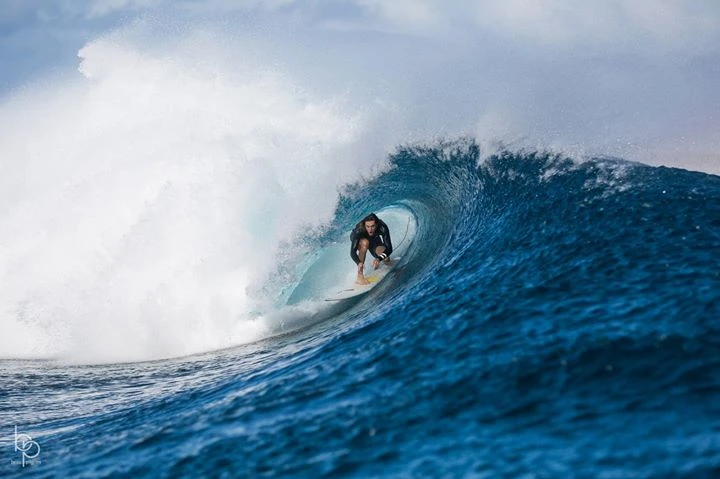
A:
0,34,390,362
2,8,720,479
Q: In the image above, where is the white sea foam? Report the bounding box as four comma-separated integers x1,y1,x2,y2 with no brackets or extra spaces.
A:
0,31,386,363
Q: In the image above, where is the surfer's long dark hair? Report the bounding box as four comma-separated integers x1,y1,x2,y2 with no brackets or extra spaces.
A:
356,213,380,230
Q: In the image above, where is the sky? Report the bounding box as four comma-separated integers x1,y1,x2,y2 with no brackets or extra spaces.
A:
1,0,719,173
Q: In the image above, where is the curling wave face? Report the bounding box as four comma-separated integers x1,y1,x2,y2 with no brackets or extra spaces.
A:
2,139,720,478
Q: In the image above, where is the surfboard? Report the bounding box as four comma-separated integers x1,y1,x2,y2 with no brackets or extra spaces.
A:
324,259,399,302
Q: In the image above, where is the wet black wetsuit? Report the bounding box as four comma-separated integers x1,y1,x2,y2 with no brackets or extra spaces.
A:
350,219,393,264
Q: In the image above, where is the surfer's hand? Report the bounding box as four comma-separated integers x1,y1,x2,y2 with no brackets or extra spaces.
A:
373,259,380,270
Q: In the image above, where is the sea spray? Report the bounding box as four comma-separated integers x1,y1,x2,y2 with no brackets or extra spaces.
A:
0,34,381,363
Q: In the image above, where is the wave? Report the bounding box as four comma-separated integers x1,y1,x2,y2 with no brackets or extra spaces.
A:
2,27,718,367
2,136,719,477
0,35,383,363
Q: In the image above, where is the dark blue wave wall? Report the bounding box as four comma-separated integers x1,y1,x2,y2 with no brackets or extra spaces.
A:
3,139,719,478
321,139,720,477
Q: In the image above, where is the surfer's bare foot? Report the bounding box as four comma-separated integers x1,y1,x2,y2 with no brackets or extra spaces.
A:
356,262,370,284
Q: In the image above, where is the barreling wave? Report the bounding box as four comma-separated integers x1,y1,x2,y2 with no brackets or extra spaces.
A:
3,137,720,479
329,138,720,331
320,137,717,326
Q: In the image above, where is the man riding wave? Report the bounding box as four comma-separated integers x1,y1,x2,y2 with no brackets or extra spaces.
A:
350,213,393,285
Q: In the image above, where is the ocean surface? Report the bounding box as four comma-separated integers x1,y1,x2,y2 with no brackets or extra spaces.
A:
2,140,720,478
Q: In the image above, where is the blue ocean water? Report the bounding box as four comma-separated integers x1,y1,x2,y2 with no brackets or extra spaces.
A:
2,140,720,478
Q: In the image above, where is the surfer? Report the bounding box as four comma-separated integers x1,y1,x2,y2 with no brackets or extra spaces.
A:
350,213,393,285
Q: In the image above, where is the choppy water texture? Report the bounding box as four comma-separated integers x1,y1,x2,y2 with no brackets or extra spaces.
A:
3,141,720,478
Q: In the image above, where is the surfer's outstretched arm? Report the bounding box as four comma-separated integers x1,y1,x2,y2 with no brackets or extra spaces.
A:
381,223,393,258
350,232,361,264
373,221,393,261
